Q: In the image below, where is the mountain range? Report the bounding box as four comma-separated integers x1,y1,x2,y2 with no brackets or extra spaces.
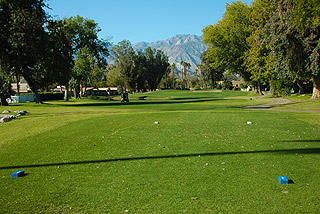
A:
133,34,207,74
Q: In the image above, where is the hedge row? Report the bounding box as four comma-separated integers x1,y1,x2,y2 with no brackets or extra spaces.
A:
21,92,64,101
39,92,64,101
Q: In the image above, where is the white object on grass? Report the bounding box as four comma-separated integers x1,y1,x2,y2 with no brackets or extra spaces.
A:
154,121,159,124
247,121,252,124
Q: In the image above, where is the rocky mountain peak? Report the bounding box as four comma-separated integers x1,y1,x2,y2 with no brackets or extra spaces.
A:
133,34,207,73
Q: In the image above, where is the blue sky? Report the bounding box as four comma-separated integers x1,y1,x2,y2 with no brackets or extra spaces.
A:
46,0,253,44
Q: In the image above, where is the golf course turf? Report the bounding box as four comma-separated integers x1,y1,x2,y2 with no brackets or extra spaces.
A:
0,90,319,213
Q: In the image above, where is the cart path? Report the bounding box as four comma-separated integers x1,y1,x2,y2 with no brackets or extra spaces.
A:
243,97,320,113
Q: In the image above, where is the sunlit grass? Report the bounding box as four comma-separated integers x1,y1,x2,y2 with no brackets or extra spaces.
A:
273,93,320,111
0,90,319,213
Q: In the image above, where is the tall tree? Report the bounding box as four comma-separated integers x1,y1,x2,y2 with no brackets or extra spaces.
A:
0,0,12,105
145,47,169,91
171,63,176,89
66,15,109,96
111,40,137,91
0,67,12,106
263,0,316,96
197,64,204,88
193,69,199,87
200,51,224,89
106,66,122,87
293,0,320,34
244,0,276,94
186,62,191,88
203,1,252,81
164,66,171,88
180,61,188,88
0,0,75,103
46,19,74,101
180,61,185,83
293,0,320,98
72,47,95,97
134,51,148,92
1,0,50,103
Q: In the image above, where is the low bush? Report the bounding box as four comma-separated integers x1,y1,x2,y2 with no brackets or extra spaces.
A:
222,81,234,90
21,92,64,101
39,92,64,101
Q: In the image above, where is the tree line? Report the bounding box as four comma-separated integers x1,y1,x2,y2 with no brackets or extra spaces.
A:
0,0,111,105
0,0,207,107
202,0,320,99
0,0,171,105
108,40,169,92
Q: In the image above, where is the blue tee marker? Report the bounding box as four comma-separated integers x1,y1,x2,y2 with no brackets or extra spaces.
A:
12,170,25,178
278,176,289,184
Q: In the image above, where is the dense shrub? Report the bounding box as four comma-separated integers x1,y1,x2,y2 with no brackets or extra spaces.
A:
39,92,64,101
21,92,64,101
222,81,234,90
96,81,108,88
270,79,292,97
240,83,248,89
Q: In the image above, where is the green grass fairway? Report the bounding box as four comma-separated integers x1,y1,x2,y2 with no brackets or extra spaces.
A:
0,90,319,213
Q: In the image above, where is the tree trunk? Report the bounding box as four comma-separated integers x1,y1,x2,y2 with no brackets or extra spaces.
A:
172,68,175,89
16,74,20,96
201,75,203,89
32,89,43,104
0,97,9,106
172,74,175,89
258,82,263,95
253,82,259,94
64,85,69,101
292,82,299,93
24,76,43,104
211,75,215,89
296,79,305,94
73,87,77,98
75,85,80,99
165,72,169,88
311,75,320,99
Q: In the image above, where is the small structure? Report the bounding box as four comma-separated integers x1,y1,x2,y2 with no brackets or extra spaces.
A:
12,170,25,177
11,82,31,94
278,176,289,184
86,87,118,96
7,95,34,103
86,88,107,96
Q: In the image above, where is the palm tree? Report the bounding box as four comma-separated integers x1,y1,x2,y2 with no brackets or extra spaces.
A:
194,69,199,86
186,62,191,88
183,62,187,83
171,63,175,89
197,64,203,89
165,66,170,88
181,61,188,88
180,60,184,81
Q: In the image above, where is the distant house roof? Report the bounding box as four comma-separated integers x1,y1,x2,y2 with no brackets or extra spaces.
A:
217,81,245,86
232,81,245,86
11,83,30,91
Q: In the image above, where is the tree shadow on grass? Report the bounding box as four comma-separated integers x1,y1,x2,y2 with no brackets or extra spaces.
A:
280,140,320,143
168,97,204,100
52,98,227,107
1,148,319,170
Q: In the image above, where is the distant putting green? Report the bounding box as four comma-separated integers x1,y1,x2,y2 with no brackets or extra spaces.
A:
0,90,319,213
